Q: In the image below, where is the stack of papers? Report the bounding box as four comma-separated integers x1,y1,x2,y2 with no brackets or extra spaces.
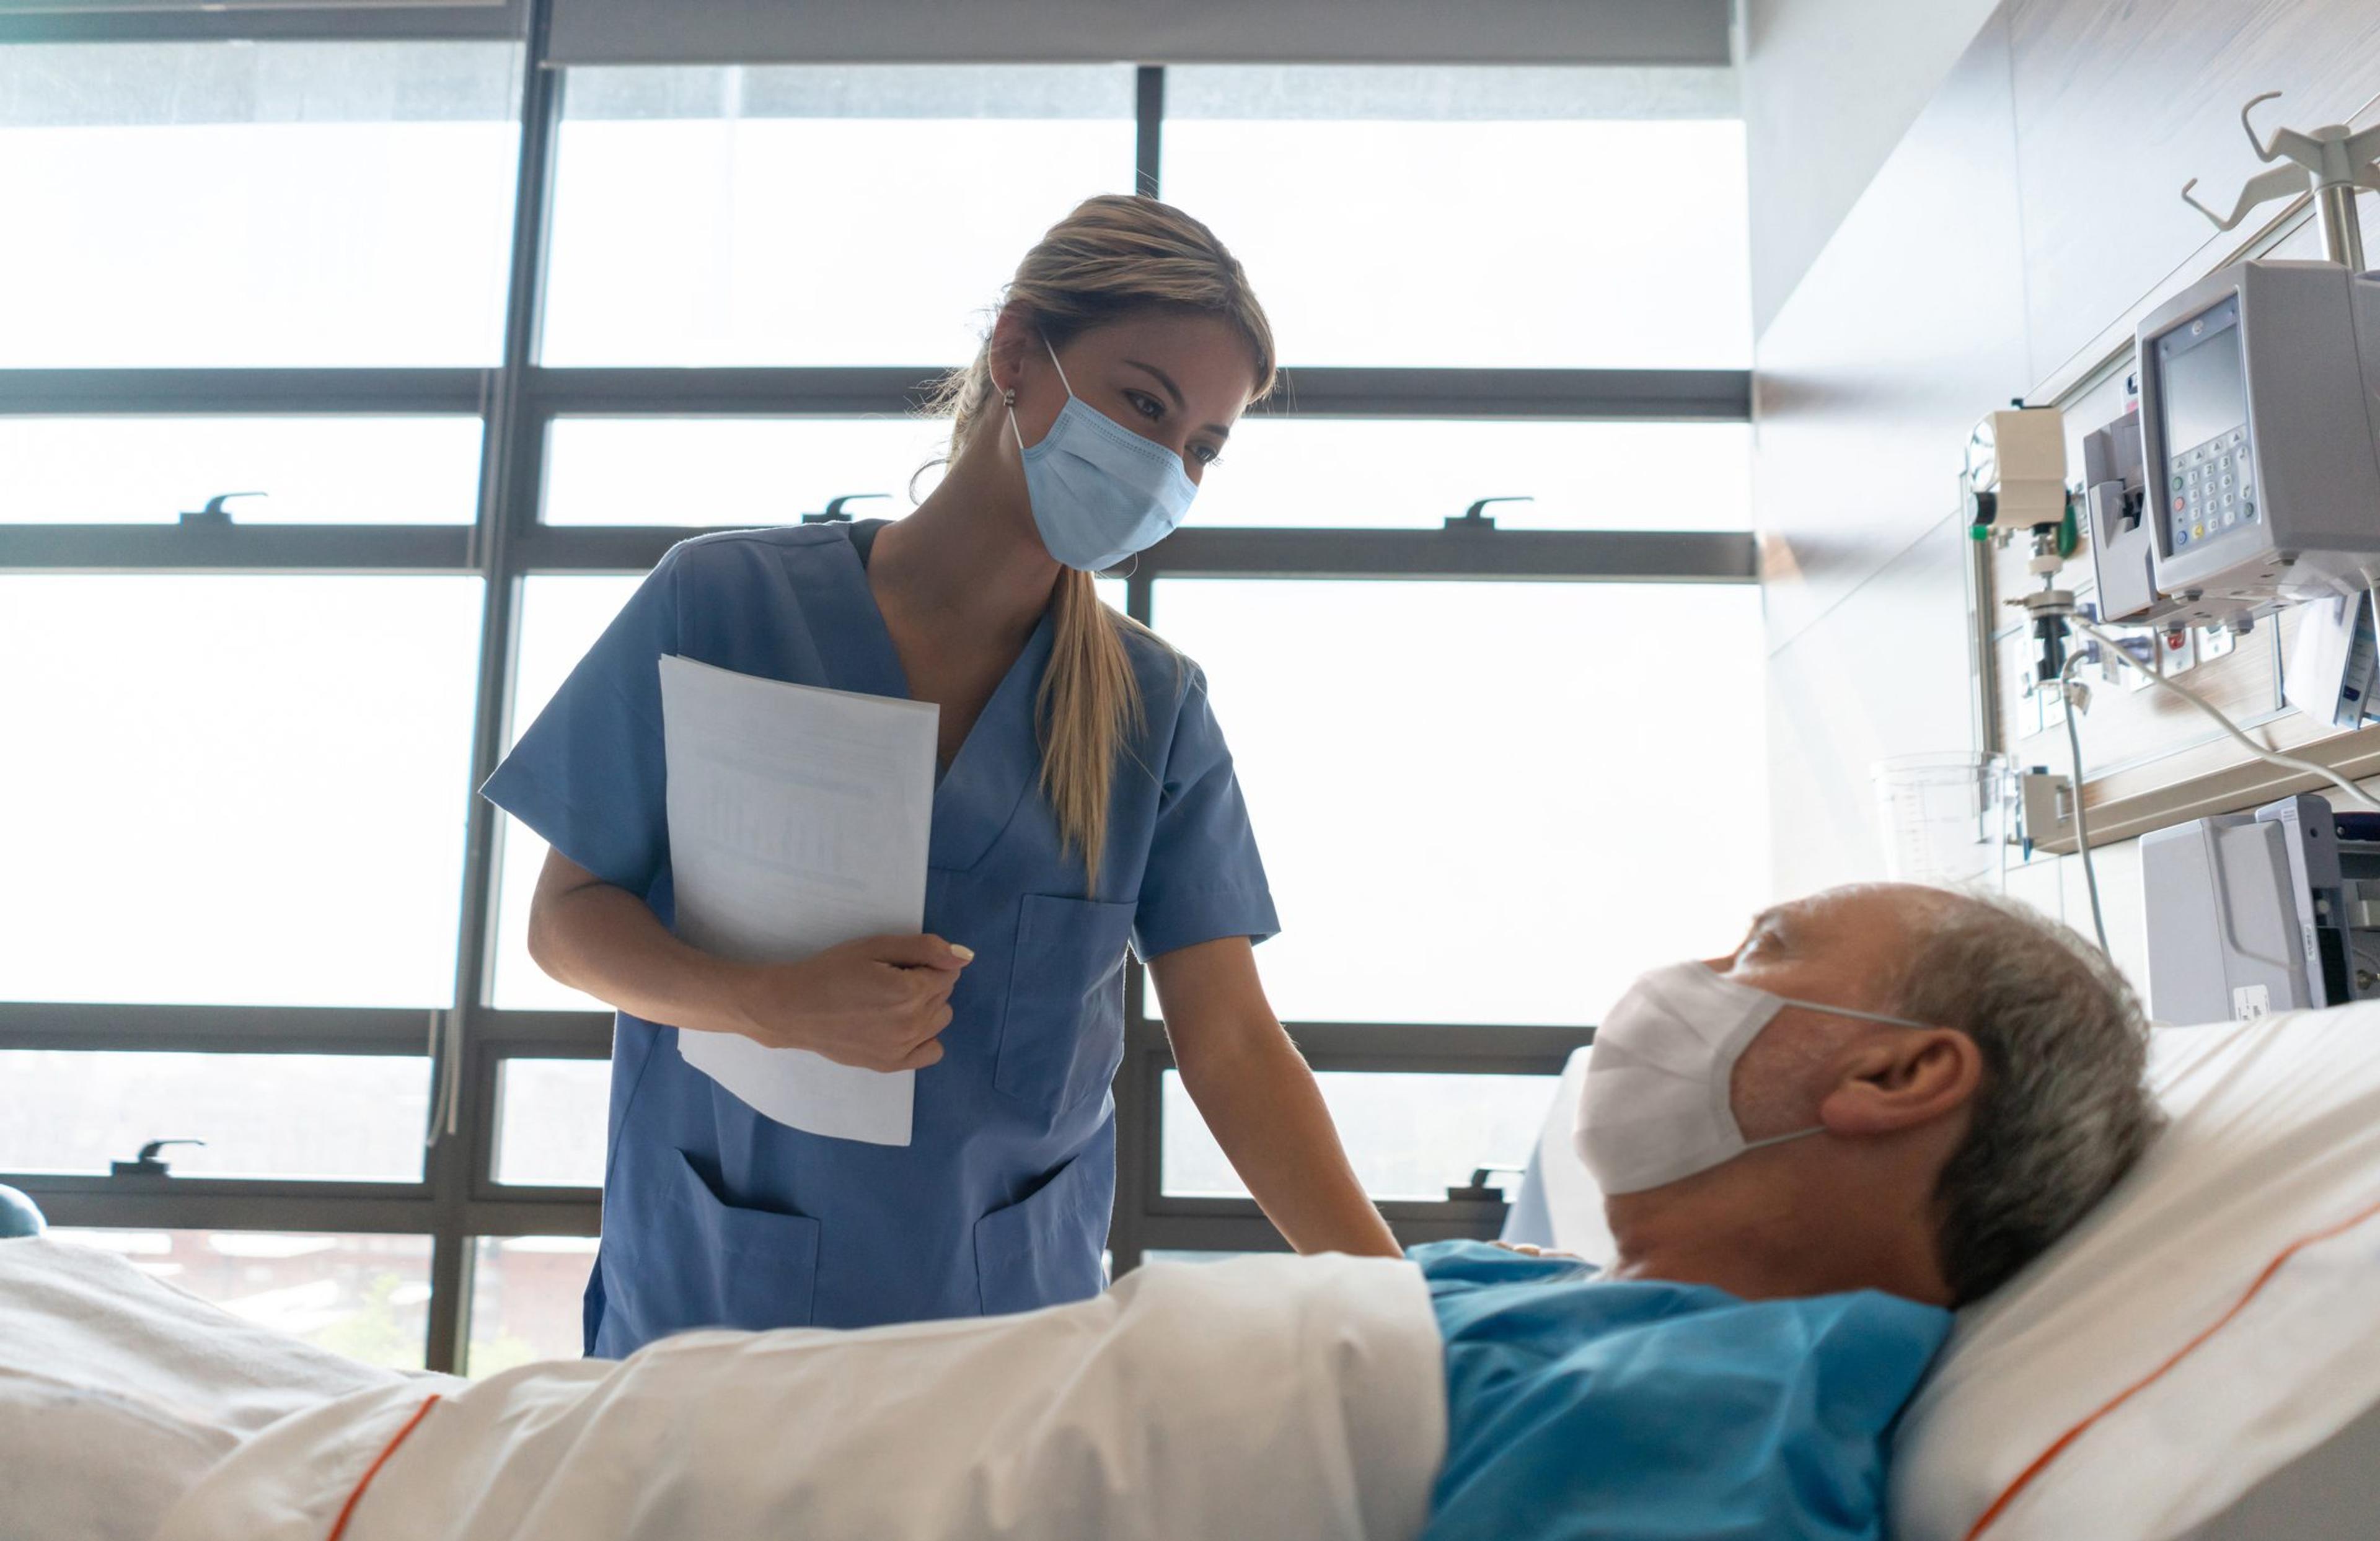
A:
658,655,938,1146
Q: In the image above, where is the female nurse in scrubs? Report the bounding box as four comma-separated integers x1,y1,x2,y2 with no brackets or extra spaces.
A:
483,195,1403,1356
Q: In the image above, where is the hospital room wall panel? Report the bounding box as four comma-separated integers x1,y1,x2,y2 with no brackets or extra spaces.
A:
2058,835,2149,998
1999,850,2063,928
2004,0,2380,383
1753,12,2032,659
1738,0,2001,336
1765,509,1975,896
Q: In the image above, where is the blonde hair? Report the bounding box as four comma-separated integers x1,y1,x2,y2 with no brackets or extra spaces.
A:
930,195,1277,890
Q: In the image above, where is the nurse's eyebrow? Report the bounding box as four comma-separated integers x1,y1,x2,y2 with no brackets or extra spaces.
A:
1123,358,1234,442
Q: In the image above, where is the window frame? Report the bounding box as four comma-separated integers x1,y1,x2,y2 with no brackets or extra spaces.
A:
0,7,1750,1371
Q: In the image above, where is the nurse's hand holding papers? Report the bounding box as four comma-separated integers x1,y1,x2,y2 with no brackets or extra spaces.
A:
720,931,972,1071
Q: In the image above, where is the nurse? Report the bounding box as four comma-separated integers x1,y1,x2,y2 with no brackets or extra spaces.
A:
484,194,1403,1356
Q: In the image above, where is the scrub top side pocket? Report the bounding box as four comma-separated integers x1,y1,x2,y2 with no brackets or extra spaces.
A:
995,894,1139,1120
602,1145,821,1345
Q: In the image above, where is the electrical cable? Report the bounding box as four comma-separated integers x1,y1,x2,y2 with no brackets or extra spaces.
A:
2058,649,2113,956
2071,617,2380,814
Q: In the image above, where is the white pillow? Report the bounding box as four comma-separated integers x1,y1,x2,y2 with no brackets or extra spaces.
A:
1890,1006,2380,1540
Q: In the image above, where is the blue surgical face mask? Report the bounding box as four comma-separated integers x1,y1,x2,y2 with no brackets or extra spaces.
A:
1007,335,1199,572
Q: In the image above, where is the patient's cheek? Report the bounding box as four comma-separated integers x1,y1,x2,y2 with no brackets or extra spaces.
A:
1731,1022,1833,1141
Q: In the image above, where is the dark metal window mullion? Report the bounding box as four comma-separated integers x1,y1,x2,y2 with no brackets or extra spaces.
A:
423,0,566,1376
1106,566,1162,1277
1134,66,1163,198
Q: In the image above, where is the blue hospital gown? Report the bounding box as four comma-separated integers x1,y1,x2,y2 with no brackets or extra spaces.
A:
1414,1240,1952,1541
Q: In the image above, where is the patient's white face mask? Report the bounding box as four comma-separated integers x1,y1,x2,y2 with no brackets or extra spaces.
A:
1574,960,1936,1195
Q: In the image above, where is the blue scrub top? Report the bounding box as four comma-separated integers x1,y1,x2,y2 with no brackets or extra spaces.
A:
1413,1240,1952,1541
482,526,1277,1354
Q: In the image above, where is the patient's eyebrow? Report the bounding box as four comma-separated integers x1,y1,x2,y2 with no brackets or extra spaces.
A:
1741,908,1790,957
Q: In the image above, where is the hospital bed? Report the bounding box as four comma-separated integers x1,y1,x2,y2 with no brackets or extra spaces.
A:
7,1000,2379,1540
1503,999,2380,1539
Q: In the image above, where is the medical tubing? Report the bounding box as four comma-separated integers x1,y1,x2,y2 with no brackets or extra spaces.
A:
2071,618,2380,815
2058,651,2113,957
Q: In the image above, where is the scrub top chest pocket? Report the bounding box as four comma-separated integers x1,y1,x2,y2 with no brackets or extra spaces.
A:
995,894,1140,1118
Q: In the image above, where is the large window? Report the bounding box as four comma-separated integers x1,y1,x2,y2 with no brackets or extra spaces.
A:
0,417,486,525
1161,66,1748,367
2,24,1755,1372
0,575,484,1006
0,42,522,366
540,65,1139,366
1156,580,1765,1027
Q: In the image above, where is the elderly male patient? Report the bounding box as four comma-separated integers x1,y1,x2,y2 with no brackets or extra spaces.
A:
95,884,2162,1541
1417,880,2162,1539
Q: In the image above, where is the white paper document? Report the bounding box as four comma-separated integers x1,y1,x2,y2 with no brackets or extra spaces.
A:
658,654,938,1146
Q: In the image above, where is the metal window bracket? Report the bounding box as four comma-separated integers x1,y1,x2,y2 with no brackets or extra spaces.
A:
111,1138,206,1179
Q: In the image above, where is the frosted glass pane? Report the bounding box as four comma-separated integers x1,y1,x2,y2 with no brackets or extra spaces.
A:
0,576,482,1006
469,1236,599,1376
543,417,949,526
495,1058,609,1187
491,576,642,1011
0,42,520,366
1191,419,1749,530
1163,1069,1554,1200
542,65,1136,365
1163,68,1749,367
1152,581,1766,1025
0,1051,428,1180
53,1229,433,1370
0,418,483,524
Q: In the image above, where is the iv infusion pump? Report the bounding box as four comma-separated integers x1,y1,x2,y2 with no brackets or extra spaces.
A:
2087,96,2380,632
2105,261,2380,632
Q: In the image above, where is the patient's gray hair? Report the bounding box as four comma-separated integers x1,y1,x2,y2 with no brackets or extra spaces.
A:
1895,892,2164,1305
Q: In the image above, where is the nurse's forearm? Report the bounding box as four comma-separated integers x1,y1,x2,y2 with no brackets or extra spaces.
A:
525,853,965,1072
528,874,759,1038
1178,1029,1403,1259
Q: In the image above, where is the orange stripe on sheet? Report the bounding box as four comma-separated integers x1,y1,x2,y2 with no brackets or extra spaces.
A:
1962,1193,2380,1540
326,1392,442,1541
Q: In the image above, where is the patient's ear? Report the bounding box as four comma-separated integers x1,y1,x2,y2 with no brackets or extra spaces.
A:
1816,1029,1981,1136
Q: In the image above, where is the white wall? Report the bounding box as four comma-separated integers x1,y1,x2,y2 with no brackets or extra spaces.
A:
1754,15,2030,896
1740,0,2000,335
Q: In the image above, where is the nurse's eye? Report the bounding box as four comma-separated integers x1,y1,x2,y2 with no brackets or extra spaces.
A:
1124,390,1165,421
1191,443,1223,467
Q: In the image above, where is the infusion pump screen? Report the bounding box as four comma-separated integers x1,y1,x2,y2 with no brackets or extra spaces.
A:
2157,296,2254,551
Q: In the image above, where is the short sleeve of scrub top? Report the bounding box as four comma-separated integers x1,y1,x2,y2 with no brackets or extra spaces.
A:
1130,664,1279,960
1410,1240,1952,1541
479,548,682,898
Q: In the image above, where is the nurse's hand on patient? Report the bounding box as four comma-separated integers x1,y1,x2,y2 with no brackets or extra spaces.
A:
725,934,973,1072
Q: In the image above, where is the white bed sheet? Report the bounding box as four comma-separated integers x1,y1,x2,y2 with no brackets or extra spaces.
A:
1891,1004,2380,1540
151,1252,1447,1541
0,1235,446,1541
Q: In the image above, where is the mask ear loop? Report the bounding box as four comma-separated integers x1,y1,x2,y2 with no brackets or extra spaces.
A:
1041,331,1073,396
1003,334,1075,455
